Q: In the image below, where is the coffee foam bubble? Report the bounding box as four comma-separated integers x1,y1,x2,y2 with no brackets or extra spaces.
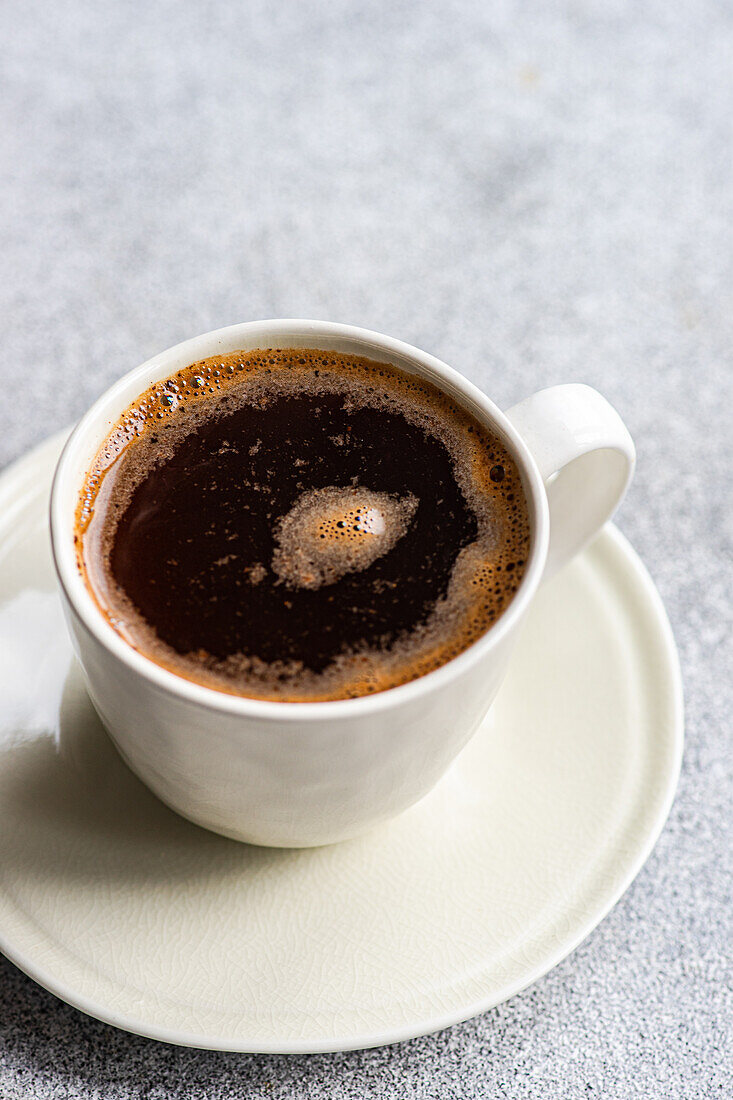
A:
271,486,418,589
78,347,531,702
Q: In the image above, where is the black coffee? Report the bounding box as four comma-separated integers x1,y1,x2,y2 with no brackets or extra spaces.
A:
77,349,530,701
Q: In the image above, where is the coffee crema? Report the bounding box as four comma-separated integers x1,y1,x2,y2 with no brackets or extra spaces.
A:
76,348,531,701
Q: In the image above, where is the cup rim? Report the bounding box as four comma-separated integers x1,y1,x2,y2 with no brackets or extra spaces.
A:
50,319,549,720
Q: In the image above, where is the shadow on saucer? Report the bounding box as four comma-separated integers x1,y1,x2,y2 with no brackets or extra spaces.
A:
0,661,302,888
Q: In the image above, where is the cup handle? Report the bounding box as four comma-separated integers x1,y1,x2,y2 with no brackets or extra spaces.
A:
505,384,635,581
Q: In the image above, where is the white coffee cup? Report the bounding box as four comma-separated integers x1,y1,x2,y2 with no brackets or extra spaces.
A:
50,320,635,847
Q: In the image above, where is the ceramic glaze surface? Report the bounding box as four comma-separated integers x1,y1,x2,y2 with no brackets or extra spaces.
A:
50,321,633,846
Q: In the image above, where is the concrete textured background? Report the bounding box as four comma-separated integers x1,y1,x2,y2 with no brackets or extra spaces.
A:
1,1,731,1096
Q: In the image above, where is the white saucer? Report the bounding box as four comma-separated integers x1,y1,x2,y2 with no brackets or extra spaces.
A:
0,433,683,1053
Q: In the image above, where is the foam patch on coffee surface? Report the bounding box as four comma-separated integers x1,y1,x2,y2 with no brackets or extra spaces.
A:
272,487,418,589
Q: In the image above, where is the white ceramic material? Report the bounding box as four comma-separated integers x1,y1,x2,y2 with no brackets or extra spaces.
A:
50,321,635,847
0,433,682,1051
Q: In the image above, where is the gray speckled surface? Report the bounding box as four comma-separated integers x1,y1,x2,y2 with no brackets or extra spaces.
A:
1,1,732,1096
